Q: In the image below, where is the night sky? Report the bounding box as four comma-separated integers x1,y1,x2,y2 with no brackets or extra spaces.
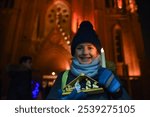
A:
136,0,150,58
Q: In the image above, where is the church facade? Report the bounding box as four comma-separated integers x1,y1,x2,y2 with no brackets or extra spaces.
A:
0,0,147,99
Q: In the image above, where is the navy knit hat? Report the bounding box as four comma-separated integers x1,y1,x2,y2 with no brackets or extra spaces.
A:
71,21,101,56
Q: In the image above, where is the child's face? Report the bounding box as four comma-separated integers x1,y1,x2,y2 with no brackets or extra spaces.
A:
75,43,99,64
22,60,32,69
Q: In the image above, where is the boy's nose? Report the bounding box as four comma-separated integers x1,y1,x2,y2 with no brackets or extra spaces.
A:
82,48,88,54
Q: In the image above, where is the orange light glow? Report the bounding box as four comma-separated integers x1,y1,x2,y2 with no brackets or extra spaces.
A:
127,55,141,76
72,13,79,33
117,0,123,9
52,72,56,75
123,36,141,76
65,61,70,70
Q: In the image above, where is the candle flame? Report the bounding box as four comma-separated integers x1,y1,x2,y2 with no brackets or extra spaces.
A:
101,48,104,53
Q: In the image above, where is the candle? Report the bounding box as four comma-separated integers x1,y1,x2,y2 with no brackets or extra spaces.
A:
101,48,106,68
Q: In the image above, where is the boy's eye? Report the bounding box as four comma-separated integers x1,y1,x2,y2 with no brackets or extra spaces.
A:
88,46,93,50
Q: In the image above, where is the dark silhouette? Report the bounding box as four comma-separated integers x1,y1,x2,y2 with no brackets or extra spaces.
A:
7,56,33,100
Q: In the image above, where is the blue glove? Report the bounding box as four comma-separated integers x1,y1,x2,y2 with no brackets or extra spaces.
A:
98,68,121,93
58,89,87,100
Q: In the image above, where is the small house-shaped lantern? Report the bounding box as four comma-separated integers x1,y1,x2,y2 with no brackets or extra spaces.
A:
62,73,104,95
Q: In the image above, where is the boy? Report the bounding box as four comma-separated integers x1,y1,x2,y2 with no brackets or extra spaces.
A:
47,21,130,100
